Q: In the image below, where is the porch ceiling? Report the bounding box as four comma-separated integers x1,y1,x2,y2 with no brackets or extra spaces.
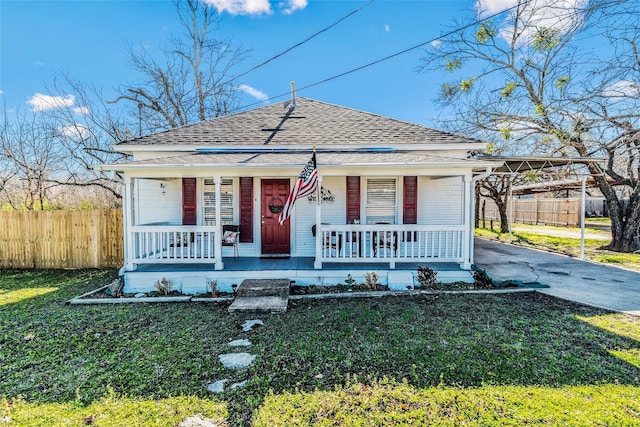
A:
101,151,501,172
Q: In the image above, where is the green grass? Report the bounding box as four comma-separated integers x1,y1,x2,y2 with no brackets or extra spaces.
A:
585,217,612,223
1,270,640,426
511,221,610,236
475,227,640,270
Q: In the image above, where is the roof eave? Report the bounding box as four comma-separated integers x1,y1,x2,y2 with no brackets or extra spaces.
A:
98,158,499,173
112,142,488,154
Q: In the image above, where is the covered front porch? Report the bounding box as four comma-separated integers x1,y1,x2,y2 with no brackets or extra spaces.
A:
127,223,469,270
116,160,488,294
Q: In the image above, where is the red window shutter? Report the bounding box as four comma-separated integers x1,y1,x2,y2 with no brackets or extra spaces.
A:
403,176,418,224
346,176,361,224
182,178,197,225
239,177,253,243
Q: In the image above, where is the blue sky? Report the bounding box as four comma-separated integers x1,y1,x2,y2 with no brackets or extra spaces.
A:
0,0,586,127
0,0,487,126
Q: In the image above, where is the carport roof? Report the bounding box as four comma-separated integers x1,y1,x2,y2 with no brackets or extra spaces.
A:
475,156,604,173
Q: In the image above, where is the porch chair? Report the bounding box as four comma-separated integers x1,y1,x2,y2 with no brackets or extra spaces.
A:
311,224,342,256
222,225,240,259
372,223,398,257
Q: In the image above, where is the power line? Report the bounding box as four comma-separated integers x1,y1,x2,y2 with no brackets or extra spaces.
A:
220,1,374,87
232,0,529,112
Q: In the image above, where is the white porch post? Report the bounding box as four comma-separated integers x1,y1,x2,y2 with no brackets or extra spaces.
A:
214,176,224,270
462,173,472,270
314,175,323,269
123,176,135,271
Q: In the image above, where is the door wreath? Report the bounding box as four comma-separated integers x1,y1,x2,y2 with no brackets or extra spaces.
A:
269,196,284,214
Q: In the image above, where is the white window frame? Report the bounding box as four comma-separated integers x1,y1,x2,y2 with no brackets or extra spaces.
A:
364,177,399,224
203,177,236,225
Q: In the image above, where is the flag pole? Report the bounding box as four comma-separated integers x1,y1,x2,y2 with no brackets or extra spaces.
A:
314,144,322,269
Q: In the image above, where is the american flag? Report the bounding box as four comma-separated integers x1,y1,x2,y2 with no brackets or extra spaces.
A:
279,152,318,225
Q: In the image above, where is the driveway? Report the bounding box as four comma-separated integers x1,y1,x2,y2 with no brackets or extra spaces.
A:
474,238,640,316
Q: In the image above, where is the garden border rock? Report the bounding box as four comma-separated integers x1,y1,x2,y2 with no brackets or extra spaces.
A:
68,287,535,305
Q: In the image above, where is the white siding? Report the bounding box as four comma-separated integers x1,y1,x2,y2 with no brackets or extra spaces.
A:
293,176,345,256
135,178,182,225
418,176,463,225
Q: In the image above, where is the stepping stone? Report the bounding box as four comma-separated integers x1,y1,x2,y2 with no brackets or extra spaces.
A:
228,279,290,313
228,339,251,347
241,319,264,332
206,379,228,394
229,380,247,390
219,352,256,370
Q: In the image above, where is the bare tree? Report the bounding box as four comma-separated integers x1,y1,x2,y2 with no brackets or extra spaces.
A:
43,76,129,202
0,108,64,210
111,0,245,132
419,0,640,252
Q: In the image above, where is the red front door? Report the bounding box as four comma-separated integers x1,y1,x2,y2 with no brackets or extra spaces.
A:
261,179,291,255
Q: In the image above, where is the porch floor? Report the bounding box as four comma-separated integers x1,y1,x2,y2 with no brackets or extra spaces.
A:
134,257,463,273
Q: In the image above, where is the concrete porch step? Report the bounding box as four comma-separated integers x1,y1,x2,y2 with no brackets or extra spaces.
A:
236,278,290,298
228,278,290,312
228,296,288,313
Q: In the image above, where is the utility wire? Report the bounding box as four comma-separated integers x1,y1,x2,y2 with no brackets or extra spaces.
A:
220,0,374,87
233,0,529,112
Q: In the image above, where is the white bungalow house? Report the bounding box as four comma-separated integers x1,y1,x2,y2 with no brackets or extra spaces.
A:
100,96,499,294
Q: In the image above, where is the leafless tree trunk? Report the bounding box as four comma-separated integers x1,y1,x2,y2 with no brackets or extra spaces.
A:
111,0,245,132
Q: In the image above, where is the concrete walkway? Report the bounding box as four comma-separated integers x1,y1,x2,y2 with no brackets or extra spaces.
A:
474,238,640,316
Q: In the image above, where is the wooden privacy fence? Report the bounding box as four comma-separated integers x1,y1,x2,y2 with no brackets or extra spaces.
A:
478,198,581,227
0,210,123,269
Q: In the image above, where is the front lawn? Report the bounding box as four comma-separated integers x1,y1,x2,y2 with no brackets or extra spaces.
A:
1,270,639,426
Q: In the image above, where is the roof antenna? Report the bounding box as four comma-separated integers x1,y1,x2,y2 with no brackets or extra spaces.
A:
285,81,297,110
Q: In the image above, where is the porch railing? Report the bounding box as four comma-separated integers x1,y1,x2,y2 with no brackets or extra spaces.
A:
130,225,217,264
316,224,466,267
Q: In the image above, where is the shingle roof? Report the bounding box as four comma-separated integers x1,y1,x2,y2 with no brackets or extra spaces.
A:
115,97,483,147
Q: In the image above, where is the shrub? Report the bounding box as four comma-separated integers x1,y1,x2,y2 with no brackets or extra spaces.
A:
416,265,438,289
207,279,218,297
472,266,494,289
154,277,174,296
106,278,124,297
364,272,379,290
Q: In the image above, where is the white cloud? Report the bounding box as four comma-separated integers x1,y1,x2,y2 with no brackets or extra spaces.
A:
238,84,268,101
204,0,271,15
603,80,640,98
431,40,442,48
475,0,517,18
282,0,307,15
26,93,75,112
34,60,45,67
0,89,4,95
73,106,90,115
384,24,390,33
59,124,93,140
476,0,588,46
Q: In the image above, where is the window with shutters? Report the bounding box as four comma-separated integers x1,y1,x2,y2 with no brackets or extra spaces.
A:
403,176,418,224
182,178,197,225
366,178,397,224
346,176,361,224
239,177,253,242
203,178,234,225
